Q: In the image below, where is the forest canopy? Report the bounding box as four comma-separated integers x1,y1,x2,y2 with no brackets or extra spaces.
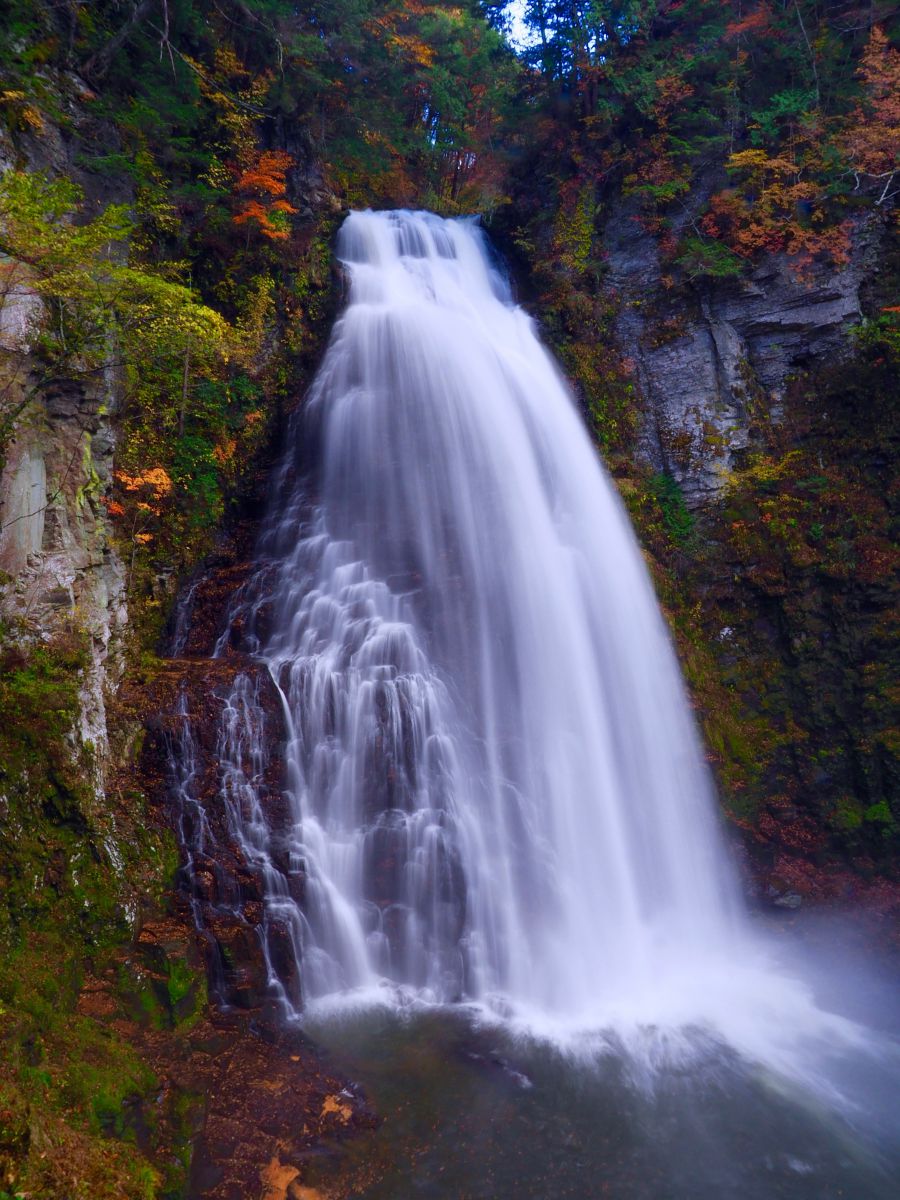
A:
1,0,897,558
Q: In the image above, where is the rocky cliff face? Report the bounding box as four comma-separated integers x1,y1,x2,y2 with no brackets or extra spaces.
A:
595,192,899,907
0,346,128,771
605,191,887,502
0,94,130,796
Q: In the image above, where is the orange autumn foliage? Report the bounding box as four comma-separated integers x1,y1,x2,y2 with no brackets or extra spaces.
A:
703,150,851,271
116,466,172,494
115,467,173,517
233,150,298,240
724,3,774,41
235,150,294,197
843,26,900,182
654,74,695,126
213,436,237,467
368,3,437,69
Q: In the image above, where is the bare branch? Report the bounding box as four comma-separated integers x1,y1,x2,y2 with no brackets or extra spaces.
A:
146,22,273,116
81,0,156,80
159,0,176,75
792,0,820,108
877,171,897,206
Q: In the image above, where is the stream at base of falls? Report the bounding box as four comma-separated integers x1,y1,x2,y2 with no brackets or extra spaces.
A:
294,915,900,1199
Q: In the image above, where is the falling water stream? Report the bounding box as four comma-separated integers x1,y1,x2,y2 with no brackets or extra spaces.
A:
175,211,900,1196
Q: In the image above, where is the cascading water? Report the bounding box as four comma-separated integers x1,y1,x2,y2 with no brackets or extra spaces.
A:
168,209,900,1197
175,210,896,1081
209,208,740,1018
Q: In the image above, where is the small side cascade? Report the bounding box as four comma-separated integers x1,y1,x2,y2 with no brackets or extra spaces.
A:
162,645,304,1010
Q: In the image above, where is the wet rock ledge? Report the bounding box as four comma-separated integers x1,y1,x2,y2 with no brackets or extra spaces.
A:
130,533,380,1200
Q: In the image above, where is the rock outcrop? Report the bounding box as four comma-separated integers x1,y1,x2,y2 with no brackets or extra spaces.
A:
0,368,128,766
0,88,130,792
605,191,886,502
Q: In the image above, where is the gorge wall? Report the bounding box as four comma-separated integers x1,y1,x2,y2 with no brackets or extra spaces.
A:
613,200,897,909
605,192,886,502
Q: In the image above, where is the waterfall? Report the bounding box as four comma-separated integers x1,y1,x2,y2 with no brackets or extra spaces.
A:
175,211,879,1072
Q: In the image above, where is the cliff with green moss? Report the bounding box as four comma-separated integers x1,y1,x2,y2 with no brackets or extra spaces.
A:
0,1,898,1196
494,0,899,902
